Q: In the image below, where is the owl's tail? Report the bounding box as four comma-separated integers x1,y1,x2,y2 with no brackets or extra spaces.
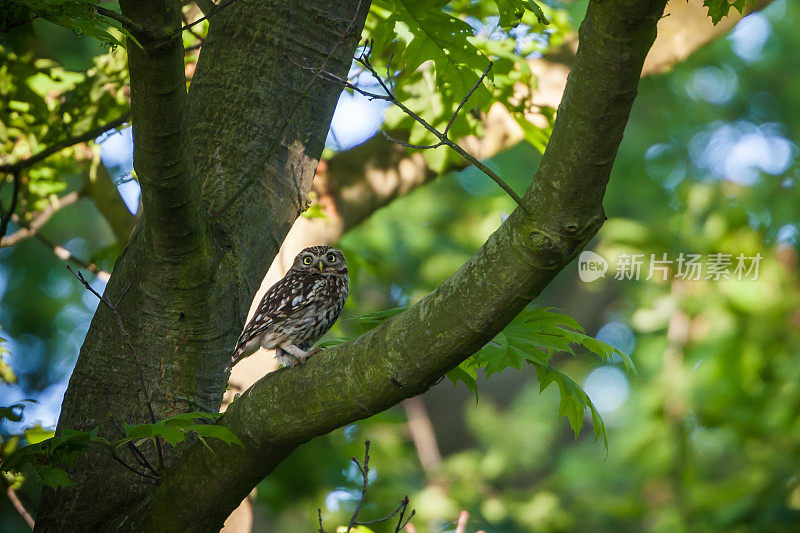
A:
226,337,259,372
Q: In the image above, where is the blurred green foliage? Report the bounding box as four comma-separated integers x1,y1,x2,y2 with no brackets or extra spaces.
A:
2,0,800,532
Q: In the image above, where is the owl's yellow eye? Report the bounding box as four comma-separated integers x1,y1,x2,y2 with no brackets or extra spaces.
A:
303,256,313,265
326,253,336,262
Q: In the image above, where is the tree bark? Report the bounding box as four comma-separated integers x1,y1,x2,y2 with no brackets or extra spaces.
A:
102,0,667,530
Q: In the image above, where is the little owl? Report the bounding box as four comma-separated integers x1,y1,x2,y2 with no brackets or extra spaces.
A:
226,246,349,370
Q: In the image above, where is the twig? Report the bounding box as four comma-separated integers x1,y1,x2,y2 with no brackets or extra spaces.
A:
104,390,159,476
182,0,239,33
396,507,415,533
445,61,493,136
342,440,415,532
66,265,164,471
357,496,410,526
347,440,371,533
181,12,206,42
208,0,367,222
454,510,469,533
0,170,21,240
5,485,35,529
110,453,159,480
1,191,81,247
0,113,130,174
35,233,111,281
288,44,531,214
93,5,146,37
317,508,326,533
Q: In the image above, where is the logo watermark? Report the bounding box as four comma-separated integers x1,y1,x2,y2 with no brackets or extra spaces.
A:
579,252,762,282
578,251,609,282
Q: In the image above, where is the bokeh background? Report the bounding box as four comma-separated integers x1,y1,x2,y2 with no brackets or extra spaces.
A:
2,0,800,531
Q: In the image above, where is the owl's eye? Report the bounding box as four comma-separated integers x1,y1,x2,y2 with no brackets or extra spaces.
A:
302,256,313,265
326,253,337,262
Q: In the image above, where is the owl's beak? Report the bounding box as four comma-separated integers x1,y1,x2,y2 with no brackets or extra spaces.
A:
317,261,324,272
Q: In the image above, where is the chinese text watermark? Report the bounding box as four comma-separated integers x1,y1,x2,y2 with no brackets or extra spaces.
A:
579,252,762,282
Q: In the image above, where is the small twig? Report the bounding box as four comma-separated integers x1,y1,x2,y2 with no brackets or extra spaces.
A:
208,0,367,222
5,485,35,529
110,453,159,480
1,191,81,247
104,390,159,476
356,496,409,526
0,113,130,174
380,131,442,150
317,508,326,533
181,12,206,42
454,510,469,533
444,61,493,136
396,508,415,533
289,46,531,214
35,233,110,282
116,270,137,307
182,0,239,33
66,265,164,470
93,5,146,37
0,170,21,240
346,439,371,533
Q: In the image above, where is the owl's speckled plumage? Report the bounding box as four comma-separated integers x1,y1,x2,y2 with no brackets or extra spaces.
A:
227,246,349,370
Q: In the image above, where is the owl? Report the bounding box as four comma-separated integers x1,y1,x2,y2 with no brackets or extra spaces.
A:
226,246,349,371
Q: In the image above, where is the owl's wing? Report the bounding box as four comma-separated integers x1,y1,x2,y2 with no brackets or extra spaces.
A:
228,274,325,369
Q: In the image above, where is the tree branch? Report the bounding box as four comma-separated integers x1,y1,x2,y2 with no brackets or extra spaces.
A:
109,0,667,529
0,191,81,247
0,114,129,175
92,5,146,37
35,233,111,282
119,0,200,258
5,485,35,529
289,50,530,213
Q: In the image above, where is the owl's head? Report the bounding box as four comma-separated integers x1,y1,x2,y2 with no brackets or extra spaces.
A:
291,246,348,277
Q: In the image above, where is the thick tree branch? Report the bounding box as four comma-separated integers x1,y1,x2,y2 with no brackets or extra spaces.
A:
110,0,667,529
120,0,201,258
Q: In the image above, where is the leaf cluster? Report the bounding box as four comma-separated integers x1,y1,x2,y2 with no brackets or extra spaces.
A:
446,307,635,447
339,305,633,449
0,409,242,489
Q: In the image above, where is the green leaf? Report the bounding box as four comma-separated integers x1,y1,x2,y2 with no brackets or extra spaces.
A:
14,0,142,48
446,363,479,399
353,307,407,329
124,422,186,445
38,466,73,489
533,364,607,448
493,0,550,27
702,0,754,24
454,307,633,447
190,425,244,448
